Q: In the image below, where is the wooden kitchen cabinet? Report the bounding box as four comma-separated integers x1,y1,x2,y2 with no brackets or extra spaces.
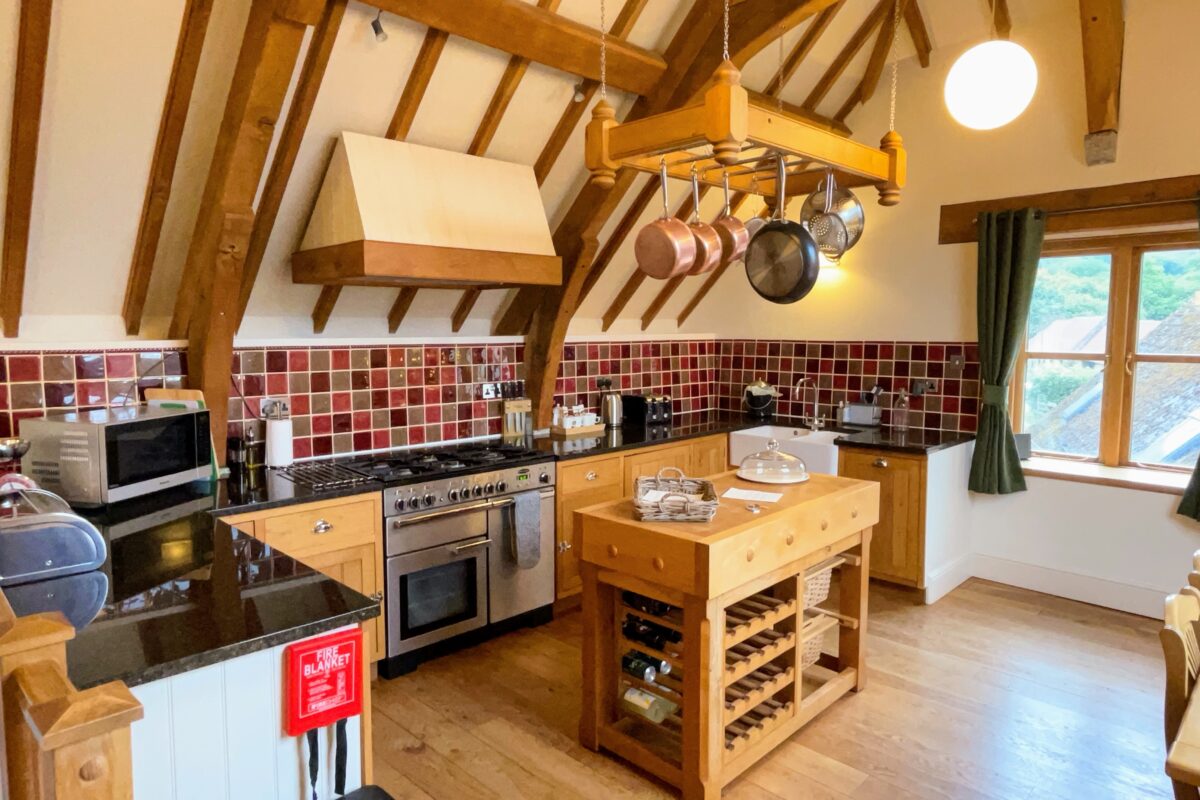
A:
221,492,385,661
839,448,924,586
554,434,728,602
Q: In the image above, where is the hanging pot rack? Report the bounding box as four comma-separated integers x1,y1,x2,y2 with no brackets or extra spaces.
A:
585,60,906,206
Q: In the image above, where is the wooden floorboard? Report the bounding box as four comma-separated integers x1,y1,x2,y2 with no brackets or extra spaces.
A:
371,578,1170,800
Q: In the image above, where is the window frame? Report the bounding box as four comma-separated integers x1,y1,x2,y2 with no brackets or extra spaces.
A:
1012,229,1200,473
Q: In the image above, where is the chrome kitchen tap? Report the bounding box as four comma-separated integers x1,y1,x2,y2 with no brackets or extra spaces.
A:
794,377,824,431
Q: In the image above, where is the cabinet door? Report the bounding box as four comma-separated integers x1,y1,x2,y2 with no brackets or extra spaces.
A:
303,543,386,662
621,443,693,495
839,448,925,587
556,484,623,599
689,435,730,477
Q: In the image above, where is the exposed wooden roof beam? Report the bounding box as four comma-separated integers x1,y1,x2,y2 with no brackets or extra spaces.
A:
988,0,1012,39
639,192,750,330
447,0,561,330
676,206,771,326
835,0,908,123
763,2,844,97
599,186,709,332
803,0,889,112
372,0,666,96
904,0,931,68
1,1,52,338
123,0,214,336
238,0,346,330
311,284,340,333
578,177,658,304
1078,0,1124,165
532,0,648,186
176,0,323,463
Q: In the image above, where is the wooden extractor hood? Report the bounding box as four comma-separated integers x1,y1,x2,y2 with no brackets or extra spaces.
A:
292,132,561,288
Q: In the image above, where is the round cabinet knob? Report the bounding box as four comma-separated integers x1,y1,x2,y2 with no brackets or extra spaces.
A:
424,493,436,506
652,557,665,572
447,489,459,501
538,472,550,484
484,483,495,494
607,544,619,558
495,480,508,492
472,485,484,497
786,534,795,545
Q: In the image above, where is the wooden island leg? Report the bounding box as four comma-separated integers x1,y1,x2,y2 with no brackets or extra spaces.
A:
580,562,615,750
839,529,871,692
682,595,723,800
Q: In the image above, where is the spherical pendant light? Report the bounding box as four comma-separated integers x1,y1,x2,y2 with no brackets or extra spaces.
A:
944,40,1037,130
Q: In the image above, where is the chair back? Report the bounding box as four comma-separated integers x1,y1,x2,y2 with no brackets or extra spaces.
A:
1163,592,1200,748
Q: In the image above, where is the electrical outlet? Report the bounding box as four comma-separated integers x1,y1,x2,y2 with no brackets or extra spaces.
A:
259,397,289,416
481,383,497,399
949,354,965,368
910,379,937,396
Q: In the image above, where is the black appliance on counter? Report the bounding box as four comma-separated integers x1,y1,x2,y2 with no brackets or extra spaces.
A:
621,394,672,426
339,440,557,678
743,379,780,420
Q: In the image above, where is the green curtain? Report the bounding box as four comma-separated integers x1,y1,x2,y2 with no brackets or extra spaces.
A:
969,208,1046,494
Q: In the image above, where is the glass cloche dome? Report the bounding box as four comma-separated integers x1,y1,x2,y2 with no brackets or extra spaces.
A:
736,439,809,484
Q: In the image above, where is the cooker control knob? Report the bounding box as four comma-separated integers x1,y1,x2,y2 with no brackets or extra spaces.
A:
482,483,494,494
495,480,508,492
447,488,459,502
408,496,422,510
472,485,484,497
538,472,550,484
423,493,435,507
394,497,405,511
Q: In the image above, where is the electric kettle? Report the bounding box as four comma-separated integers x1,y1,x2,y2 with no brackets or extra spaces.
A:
598,377,623,427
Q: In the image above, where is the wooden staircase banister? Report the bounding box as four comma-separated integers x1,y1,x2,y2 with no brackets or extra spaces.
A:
0,589,143,800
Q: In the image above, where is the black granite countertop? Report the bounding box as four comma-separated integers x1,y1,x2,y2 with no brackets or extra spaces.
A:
213,465,383,516
832,427,975,454
6,486,380,690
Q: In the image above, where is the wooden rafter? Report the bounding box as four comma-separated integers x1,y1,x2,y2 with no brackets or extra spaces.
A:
639,192,751,330
1,0,53,338
676,206,771,326
599,187,709,332
176,0,325,463
123,0,214,336
578,177,659,304
988,0,1012,39
532,0,648,186
238,0,347,327
835,0,909,122
904,0,931,68
503,0,843,428
803,0,889,112
447,0,561,331
373,0,666,96
763,2,843,97
1078,0,1124,165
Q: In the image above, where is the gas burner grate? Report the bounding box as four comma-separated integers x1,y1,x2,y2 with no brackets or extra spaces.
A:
274,462,376,492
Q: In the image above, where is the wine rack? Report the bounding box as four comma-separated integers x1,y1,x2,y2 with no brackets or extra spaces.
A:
614,591,688,767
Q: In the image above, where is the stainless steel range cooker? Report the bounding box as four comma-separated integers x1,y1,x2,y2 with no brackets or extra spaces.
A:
341,442,555,677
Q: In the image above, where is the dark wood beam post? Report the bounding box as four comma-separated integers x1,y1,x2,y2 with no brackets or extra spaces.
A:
1078,0,1123,165
124,0,214,335
1,0,52,338
180,0,325,463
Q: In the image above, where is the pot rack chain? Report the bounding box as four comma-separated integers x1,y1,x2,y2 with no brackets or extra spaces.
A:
723,0,730,61
599,0,607,100
889,0,901,130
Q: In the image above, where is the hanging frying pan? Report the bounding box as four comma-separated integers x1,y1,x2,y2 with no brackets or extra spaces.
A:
743,154,820,304
686,166,722,275
635,161,697,279
712,172,749,268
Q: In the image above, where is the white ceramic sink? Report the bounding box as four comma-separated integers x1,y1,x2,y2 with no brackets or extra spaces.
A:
730,425,841,476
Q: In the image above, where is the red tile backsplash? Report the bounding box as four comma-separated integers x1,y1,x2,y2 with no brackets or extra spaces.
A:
0,338,979,463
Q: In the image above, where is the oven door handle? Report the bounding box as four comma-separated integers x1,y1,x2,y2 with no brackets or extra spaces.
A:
449,538,492,556
392,500,494,526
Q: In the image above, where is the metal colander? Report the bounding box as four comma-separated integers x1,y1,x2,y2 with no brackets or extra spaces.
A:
801,171,865,262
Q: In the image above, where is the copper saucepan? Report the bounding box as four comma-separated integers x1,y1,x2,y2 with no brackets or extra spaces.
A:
635,161,696,280
686,166,723,275
712,171,749,268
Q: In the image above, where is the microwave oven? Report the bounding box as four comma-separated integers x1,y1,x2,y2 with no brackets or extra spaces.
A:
20,406,212,507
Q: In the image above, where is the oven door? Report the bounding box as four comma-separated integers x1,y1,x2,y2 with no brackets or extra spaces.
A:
386,535,490,655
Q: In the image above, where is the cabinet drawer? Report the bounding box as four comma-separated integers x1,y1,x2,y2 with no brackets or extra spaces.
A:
560,456,622,493
260,498,378,556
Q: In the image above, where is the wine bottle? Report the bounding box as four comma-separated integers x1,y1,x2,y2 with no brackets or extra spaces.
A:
622,591,672,617
621,651,658,683
621,687,678,724
630,649,671,677
622,615,682,652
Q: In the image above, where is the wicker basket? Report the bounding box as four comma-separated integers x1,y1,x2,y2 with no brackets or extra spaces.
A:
800,632,824,670
803,561,836,608
633,468,719,523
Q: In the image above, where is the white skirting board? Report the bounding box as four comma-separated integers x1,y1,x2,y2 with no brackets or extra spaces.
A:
970,553,1167,620
923,554,972,605
130,632,362,800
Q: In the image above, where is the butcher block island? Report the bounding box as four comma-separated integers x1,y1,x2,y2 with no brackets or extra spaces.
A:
576,470,880,800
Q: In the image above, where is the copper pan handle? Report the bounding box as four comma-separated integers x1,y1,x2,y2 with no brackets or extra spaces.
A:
659,159,671,219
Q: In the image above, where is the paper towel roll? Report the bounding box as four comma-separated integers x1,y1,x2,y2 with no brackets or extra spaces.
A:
265,417,294,468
